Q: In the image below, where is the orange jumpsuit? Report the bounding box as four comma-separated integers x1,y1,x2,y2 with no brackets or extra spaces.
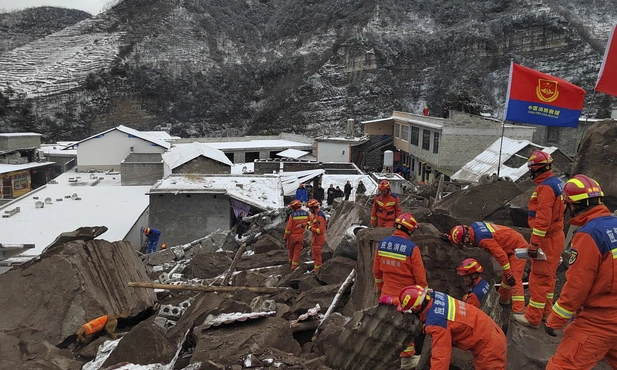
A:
546,205,617,370
462,277,490,308
526,171,565,325
468,222,528,313
308,208,326,271
82,315,108,335
374,229,427,358
284,209,309,270
370,191,402,227
420,291,507,370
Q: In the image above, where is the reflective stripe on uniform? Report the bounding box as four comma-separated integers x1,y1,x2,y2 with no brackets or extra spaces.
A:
501,263,511,270
612,247,617,259
447,295,457,321
529,299,546,309
500,282,511,289
375,278,383,283
531,192,537,198
532,228,547,237
512,295,525,302
378,250,407,260
552,302,574,319
402,344,415,354
546,292,554,299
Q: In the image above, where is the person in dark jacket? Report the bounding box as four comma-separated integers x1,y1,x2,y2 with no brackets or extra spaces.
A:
334,186,344,200
295,183,308,204
357,180,366,195
326,184,336,206
236,212,248,238
344,181,353,200
314,184,325,205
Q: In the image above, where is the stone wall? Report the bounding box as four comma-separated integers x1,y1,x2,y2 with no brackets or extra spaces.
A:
121,153,164,186
173,156,231,175
148,192,231,246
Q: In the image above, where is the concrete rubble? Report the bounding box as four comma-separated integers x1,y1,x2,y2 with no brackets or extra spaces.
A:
3,124,617,370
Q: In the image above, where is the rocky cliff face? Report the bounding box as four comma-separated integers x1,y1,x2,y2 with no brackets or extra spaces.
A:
0,0,614,141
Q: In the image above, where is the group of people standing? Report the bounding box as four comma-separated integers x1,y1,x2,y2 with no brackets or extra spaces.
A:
296,180,367,206
372,150,617,370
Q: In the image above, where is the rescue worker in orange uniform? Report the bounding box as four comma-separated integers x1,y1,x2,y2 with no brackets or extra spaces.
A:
283,200,309,270
545,175,617,369
447,222,523,313
456,258,490,308
397,285,507,370
307,199,326,272
374,213,427,369
514,150,565,328
371,180,402,227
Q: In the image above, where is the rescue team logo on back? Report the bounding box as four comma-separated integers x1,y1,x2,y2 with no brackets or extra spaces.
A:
568,249,578,265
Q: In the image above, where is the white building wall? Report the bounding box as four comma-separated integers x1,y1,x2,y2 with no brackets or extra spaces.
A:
317,142,350,162
76,130,166,171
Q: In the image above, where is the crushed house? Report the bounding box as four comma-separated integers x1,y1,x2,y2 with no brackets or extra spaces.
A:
363,111,537,182
0,133,56,201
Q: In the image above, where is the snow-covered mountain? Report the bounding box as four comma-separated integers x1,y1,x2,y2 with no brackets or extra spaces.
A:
0,0,615,141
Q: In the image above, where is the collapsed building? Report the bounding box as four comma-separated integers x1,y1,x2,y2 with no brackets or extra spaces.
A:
1,120,615,369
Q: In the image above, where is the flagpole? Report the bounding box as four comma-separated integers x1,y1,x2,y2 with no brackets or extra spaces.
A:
576,90,597,154
497,120,506,178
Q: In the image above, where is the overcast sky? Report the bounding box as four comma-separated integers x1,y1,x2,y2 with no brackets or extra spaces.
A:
1,0,113,15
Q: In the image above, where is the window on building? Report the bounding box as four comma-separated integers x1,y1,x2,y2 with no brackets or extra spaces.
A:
547,126,559,144
245,152,260,162
422,129,431,150
411,127,419,146
395,124,401,138
433,132,440,154
13,173,28,190
401,125,409,142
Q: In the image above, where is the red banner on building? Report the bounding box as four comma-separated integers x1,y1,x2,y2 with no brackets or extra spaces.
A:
595,25,617,97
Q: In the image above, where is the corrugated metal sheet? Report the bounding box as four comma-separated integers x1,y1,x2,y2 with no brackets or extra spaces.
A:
451,137,558,182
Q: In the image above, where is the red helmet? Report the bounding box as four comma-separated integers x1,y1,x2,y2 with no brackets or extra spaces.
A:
563,174,604,204
398,285,428,313
289,200,302,209
527,150,553,170
144,227,151,235
395,213,419,235
448,225,468,246
160,243,168,250
456,258,483,276
307,199,320,208
378,180,390,190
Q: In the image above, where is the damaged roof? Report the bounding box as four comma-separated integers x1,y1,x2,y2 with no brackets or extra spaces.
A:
0,170,150,258
451,137,561,182
163,142,233,169
149,174,284,210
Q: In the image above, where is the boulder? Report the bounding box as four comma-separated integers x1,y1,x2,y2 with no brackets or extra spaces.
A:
312,312,347,359
145,249,177,266
316,256,356,285
572,119,617,208
237,250,289,270
185,252,233,279
0,239,155,367
232,269,269,287
190,317,301,366
254,234,285,254
325,201,371,256
433,182,527,226
101,321,177,367
0,331,83,370
291,284,344,316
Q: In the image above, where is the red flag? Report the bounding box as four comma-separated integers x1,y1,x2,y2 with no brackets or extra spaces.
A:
505,62,586,127
595,25,617,97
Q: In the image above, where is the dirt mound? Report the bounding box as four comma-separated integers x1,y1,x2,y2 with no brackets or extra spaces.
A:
572,119,617,208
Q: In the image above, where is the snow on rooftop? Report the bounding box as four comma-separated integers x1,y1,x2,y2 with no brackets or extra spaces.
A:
69,125,171,150
150,174,284,210
0,170,150,257
451,137,559,183
163,142,233,169
230,162,255,174
40,144,77,156
142,131,181,141
276,148,311,159
0,161,55,174
201,139,313,150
